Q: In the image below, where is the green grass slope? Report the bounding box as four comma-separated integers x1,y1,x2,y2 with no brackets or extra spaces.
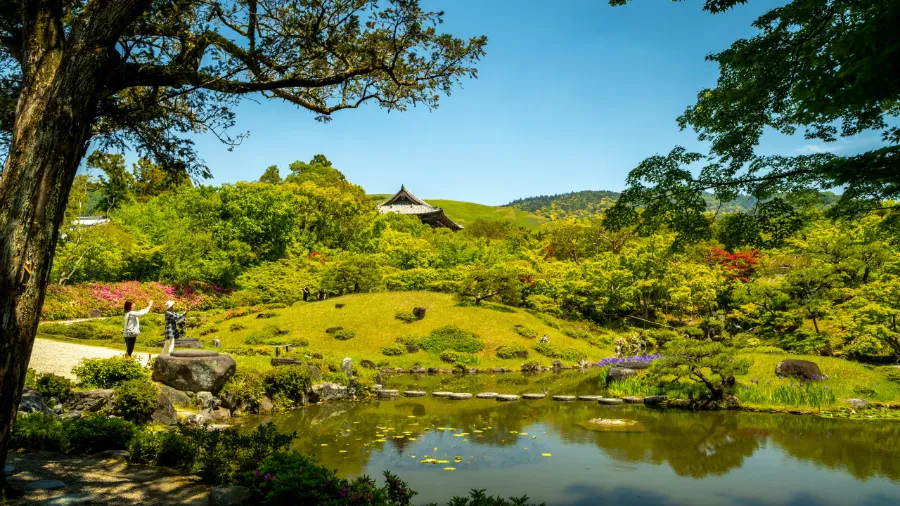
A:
369,194,547,230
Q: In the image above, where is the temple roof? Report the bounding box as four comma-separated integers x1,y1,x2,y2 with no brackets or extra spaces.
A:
377,185,463,230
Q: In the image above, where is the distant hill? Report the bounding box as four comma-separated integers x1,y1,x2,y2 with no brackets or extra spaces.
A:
369,194,547,230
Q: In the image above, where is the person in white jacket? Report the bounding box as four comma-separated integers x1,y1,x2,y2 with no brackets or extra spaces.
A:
122,300,153,357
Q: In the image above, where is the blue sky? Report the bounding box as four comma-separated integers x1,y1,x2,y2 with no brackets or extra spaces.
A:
123,0,877,205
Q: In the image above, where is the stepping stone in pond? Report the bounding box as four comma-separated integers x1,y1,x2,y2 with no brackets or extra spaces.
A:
376,390,399,398
578,395,603,401
3,464,14,475
404,391,427,397
22,479,66,491
432,391,453,397
475,392,498,399
521,393,545,400
449,393,473,400
598,398,624,405
623,396,644,404
552,395,576,402
41,493,97,505
496,394,520,402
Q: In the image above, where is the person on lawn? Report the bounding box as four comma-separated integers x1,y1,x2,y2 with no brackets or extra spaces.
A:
122,299,153,357
162,300,188,355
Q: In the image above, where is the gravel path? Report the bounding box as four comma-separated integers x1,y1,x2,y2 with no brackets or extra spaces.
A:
29,338,154,379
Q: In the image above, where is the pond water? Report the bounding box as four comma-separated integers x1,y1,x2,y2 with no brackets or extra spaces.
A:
239,371,900,506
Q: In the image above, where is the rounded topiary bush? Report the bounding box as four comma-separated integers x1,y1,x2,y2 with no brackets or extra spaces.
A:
36,373,74,402
496,343,529,359
533,342,585,362
440,350,459,363
72,356,149,388
394,310,417,323
263,366,311,409
513,325,538,338
334,329,356,341
419,326,484,354
381,343,406,356
113,380,159,422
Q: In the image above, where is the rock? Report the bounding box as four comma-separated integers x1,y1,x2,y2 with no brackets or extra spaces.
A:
341,357,353,376
152,352,236,394
376,389,399,398
59,411,83,421
212,339,222,348
404,390,427,397
521,363,540,373
89,308,102,318
183,413,209,426
492,367,508,373
259,396,274,414
311,353,323,360
306,365,322,381
427,367,440,374
42,493,97,505
4,464,14,475
467,368,478,375
521,393,545,400
586,418,640,428
405,343,419,353
431,391,453,397
155,338,203,349
325,327,343,334
578,395,603,401
64,389,114,413
643,395,668,406
19,389,54,415
551,360,563,371
409,366,427,374
310,382,349,403
334,303,345,309
51,402,64,415
203,407,232,422
196,392,221,411
846,398,869,410
22,479,66,491
775,359,823,381
539,335,549,344
449,393,473,400
617,361,652,370
552,395,576,402
578,360,592,369
606,367,636,384
598,398,624,405
360,360,376,369
209,485,253,506
496,394,520,402
159,385,192,407
820,343,833,356
151,393,178,425
412,307,427,320
623,396,644,404
722,394,741,409
271,357,301,367
475,392,498,399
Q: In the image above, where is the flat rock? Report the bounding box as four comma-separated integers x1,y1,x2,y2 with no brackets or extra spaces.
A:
64,389,114,413
598,398,624,405
19,389,54,416
170,349,218,357
376,389,399,398
271,357,301,367
578,395,603,401
431,391,453,397
310,382,349,402
846,398,869,410
496,394,520,402
552,395,576,402
209,485,252,506
40,493,96,505
404,391,427,397
644,395,668,406
22,479,66,491
521,393,546,400
4,464,14,475
449,393,473,400
152,353,236,394
623,396,644,404
475,392,498,399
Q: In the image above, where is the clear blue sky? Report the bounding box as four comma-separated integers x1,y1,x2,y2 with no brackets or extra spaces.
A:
133,0,877,205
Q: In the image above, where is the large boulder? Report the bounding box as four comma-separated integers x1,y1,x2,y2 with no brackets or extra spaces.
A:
341,357,353,376
412,307,427,320
775,359,823,381
606,367,636,384
360,360,376,370
150,393,177,426
306,365,322,381
152,351,236,394
19,389,54,415
309,382,349,403
158,385,192,407
64,389,114,413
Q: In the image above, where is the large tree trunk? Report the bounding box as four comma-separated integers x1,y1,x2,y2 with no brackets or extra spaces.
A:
0,23,113,498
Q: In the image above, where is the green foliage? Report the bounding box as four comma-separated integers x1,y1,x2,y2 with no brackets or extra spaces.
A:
220,369,266,411
533,342,585,362
382,343,407,356
458,267,522,306
38,321,118,340
72,356,149,388
496,343,529,360
321,255,383,296
128,429,198,472
440,350,459,363
113,380,159,422
333,329,356,341
648,340,750,400
394,310,418,323
10,414,66,451
12,414,138,454
178,423,295,485
262,366,312,409
418,325,485,354
259,165,282,185
36,373,74,402
24,368,37,390
512,325,537,338
245,326,304,346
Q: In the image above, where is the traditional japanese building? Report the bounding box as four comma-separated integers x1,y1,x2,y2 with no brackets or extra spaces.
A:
377,185,463,231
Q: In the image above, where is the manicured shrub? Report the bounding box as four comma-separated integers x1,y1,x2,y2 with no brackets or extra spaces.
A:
178,422,295,485
37,321,118,340
405,343,419,353
262,366,311,409
128,429,198,472
533,342,585,362
440,350,459,363
230,323,246,332
682,326,704,339
496,343,529,359
264,303,288,310
10,414,65,451
394,310,417,323
113,380,159,422
381,343,406,356
65,416,137,454
245,326,298,346
221,369,266,412
334,329,356,341
36,373,74,402
72,356,149,388
883,367,900,383
744,346,787,354
418,326,484,354
321,371,349,385
562,328,591,340
256,312,278,319
199,325,220,336
226,346,274,356
647,329,681,348
512,325,537,338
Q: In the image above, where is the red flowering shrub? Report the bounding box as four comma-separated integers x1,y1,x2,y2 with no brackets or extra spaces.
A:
42,281,232,320
705,248,763,282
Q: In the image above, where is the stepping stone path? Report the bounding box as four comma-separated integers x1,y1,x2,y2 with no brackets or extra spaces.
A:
643,395,667,406
623,396,644,404
578,395,603,401
521,393,545,399
475,392,498,399
404,391,427,397
598,398,624,405
41,494,96,505
496,394,520,402
22,479,66,491
432,391,453,397
449,393,473,400
376,390,399,398
552,395,576,402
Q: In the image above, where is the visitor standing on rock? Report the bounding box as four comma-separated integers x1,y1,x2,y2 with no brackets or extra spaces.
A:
162,300,188,355
122,300,153,357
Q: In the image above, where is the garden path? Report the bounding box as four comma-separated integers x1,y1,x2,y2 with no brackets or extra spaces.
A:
28,339,155,379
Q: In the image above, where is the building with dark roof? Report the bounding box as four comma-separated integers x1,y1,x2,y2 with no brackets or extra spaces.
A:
377,185,463,231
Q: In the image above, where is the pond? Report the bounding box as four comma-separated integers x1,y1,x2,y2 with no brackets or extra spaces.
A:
238,371,900,506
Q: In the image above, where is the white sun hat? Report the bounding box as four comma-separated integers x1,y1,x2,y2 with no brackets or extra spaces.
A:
165,300,175,309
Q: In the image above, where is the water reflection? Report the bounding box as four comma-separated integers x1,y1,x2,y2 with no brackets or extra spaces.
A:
239,371,900,505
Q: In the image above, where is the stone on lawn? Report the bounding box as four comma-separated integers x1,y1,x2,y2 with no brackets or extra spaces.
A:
412,307,427,320
360,360,376,369
152,351,236,394
341,357,353,376
271,357,301,367
775,359,823,381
